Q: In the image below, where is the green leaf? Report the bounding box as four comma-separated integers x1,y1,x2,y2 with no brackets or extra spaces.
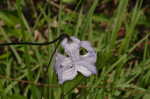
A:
143,94,150,99
30,86,41,99
62,0,76,4
0,11,21,26
63,75,84,95
8,94,26,99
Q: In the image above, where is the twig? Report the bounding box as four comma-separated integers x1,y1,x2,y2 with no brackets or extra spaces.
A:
48,1,75,13
0,74,149,95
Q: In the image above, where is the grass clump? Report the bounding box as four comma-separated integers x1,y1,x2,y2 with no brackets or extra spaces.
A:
0,0,150,98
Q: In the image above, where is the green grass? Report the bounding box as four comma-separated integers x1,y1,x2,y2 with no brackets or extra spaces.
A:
0,0,150,98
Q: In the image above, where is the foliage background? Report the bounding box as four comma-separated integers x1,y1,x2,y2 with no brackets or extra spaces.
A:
0,0,150,98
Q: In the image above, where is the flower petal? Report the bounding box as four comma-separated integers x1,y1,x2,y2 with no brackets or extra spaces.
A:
76,60,97,74
60,67,77,84
80,41,97,63
76,65,92,77
54,53,66,70
55,53,78,84
61,36,80,61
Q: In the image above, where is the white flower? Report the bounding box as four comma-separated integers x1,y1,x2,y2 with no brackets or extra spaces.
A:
54,36,97,84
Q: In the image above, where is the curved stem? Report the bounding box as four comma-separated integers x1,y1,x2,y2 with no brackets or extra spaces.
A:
0,33,70,46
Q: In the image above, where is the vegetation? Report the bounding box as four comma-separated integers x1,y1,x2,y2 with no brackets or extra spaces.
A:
0,0,150,98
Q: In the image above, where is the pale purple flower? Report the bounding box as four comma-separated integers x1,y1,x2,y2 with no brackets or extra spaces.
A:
54,36,97,84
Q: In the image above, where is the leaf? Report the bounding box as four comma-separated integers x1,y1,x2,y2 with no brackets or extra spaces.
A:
30,86,41,99
143,94,150,99
8,94,26,99
0,11,21,26
63,75,85,95
62,0,76,4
